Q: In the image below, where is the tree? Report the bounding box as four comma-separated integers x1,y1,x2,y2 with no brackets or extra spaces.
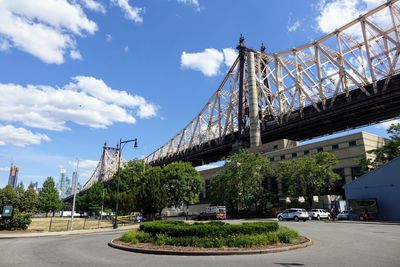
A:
20,185,38,214
276,152,340,209
210,150,274,213
38,177,62,216
0,185,18,208
77,182,106,214
359,123,400,172
163,162,203,210
135,166,168,218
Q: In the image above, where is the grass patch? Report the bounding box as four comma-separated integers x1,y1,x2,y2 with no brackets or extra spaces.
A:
121,221,299,248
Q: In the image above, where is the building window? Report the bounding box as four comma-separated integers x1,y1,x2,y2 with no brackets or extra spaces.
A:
270,157,275,162
317,147,323,153
292,153,297,158
280,155,285,160
273,145,278,150
351,166,362,180
349,140,357,147
332,144,339,150
304,150,310,155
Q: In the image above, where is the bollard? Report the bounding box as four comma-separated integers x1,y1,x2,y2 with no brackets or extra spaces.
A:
66,220,70,231
49,217,53,232
83,218,87,229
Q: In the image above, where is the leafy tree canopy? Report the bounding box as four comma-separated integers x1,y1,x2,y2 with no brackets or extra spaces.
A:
163,161,203,208
210,150,274,213
359,123,400,172
276,152,340,209
38,177,62,215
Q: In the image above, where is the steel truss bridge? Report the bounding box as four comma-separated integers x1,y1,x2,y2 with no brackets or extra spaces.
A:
76,0,400,193
144,0,400,167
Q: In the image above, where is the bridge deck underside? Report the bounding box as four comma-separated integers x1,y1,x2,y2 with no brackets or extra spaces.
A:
151,74,400,167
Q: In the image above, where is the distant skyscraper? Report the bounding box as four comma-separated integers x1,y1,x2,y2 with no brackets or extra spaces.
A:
58,168,68,198
8,164,19,189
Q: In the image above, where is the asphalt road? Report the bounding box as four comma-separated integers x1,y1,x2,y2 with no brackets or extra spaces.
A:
0,220,399,267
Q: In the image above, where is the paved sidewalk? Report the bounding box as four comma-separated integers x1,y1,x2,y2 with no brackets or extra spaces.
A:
0,224,138,239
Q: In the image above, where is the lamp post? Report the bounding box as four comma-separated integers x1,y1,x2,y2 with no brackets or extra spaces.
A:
114,138,138,229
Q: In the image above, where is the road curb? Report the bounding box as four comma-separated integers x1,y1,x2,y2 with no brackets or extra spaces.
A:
108,237,313,256
0,225,139,239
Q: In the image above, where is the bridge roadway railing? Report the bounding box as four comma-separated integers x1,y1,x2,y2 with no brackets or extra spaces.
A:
145,0,400,166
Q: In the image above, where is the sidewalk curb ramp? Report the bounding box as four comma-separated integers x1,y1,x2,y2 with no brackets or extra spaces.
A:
108,237,313,256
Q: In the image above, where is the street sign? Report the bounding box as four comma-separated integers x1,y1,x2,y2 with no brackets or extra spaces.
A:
2,205,13,217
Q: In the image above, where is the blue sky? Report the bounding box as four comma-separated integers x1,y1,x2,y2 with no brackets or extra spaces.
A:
0,0,396,188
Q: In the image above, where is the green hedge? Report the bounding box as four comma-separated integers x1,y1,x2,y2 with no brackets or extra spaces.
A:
139,221,279,238
121,226,299,248
0,210,31,230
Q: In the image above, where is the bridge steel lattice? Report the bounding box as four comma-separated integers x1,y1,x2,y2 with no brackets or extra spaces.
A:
82,143,125,191
145,0,400,166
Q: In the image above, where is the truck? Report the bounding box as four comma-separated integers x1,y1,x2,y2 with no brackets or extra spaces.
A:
197,206,227,220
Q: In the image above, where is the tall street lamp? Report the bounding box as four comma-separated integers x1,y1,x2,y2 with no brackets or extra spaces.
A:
114,138,138,229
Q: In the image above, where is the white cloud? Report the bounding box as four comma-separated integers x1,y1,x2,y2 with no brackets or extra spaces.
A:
374,119,400,130
0,0,97,64
181,48,224,76
69,159,98,170
67,76,157,118
106,34,112,43
0,124,50,147
0,166,9,172
181,48,239,76
111,0,144,23
124,46,129,52
80,0,106,14
0,76,157,132
177,0,200,11
70,50,82,60
222,48,238,67
288,20,301,32
69,159,98,182
316,0,386,34
0,39,10,52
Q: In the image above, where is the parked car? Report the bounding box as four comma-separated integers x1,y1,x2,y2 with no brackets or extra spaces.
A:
309,209,331,220
198,206,227,220
336,210,351,220
277,208,309,222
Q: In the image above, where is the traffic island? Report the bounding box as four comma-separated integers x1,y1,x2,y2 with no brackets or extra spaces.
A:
108,221,312,256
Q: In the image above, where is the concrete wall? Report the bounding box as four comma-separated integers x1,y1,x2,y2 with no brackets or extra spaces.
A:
344,157,400,220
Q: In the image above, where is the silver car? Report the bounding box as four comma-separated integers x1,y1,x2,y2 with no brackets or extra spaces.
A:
277,208,309,222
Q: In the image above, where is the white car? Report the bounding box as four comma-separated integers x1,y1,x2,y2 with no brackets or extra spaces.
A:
309,209,331,220
277,208,309,222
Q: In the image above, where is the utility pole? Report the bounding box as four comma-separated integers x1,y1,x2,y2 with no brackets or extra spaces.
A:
70,158,79,231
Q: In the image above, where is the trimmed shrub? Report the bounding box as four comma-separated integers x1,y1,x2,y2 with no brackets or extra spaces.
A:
121,221,299,248
121,230,139,244
139,221,279,238
0,210,31,230
277,226,299,243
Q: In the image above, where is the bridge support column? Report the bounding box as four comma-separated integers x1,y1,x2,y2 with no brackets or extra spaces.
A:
247,51,261,148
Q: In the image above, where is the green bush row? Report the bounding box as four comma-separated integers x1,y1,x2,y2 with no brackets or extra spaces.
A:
0,210,31,230
121,226,299,248
139,221,279,238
